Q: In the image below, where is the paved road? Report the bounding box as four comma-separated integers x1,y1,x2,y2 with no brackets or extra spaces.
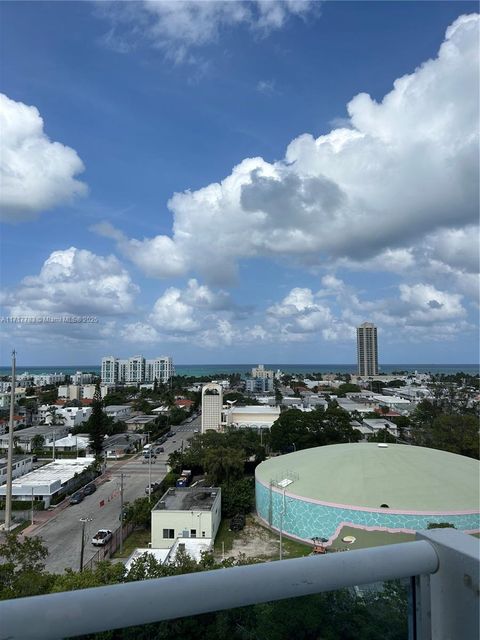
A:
30,423,198,573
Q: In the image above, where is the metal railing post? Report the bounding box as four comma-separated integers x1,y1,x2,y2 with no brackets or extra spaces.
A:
415,529,479,640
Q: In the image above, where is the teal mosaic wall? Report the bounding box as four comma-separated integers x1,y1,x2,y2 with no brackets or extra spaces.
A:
255,480,480,542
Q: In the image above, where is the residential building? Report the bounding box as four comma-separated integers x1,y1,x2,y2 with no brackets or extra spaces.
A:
0,415,24,435
0,455,34,485
43,434,90,453
145,357,175,384
201,383,223,433
0,425,70,452
101,355,174,384
0,388,26,409
251,364,274,379
32,373,66,386
103,433,145,459
357,322,379,376
104,405,132,421
124,415,156,432
245,377,274,393
81,384,113,400
101,357,118,385
151,486,221,549
71,371,94,385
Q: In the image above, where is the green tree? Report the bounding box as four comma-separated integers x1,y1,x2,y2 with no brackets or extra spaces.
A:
87,383,108,457
51,561,126,593
31,434,45,454
220,477,254,516
0,533,54,600
203,446,245,484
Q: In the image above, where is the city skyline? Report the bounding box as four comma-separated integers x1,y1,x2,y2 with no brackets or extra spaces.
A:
1,2,479,366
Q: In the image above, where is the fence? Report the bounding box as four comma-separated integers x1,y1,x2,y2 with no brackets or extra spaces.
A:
82,522,135,571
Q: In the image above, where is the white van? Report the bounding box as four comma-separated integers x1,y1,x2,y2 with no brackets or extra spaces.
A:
143,444,153,453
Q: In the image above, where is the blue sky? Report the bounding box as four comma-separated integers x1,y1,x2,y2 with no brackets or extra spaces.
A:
0,1,478,365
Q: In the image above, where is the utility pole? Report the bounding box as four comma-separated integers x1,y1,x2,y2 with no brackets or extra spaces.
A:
79,517,92,572
31,486,34,525
119,473,126,553
4,349,16,531
279,488,285,561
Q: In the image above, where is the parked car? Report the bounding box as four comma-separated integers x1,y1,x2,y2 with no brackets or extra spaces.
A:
145,482,161,495
92,529,113,546
69,491,84,505
83,484,96,496
155,446,164,453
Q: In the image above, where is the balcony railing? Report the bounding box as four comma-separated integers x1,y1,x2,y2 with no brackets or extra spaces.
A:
0,528,478,640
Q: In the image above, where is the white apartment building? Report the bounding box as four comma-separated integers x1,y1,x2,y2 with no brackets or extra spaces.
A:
0,455,34,486
251,364,274,379
201,383,223,433
357,322,379,376
0,389,26,409
81,384,113,400
151,486,221,549
101,355,174,384
71,371,94,385
38,405,92,429
33,373,66,386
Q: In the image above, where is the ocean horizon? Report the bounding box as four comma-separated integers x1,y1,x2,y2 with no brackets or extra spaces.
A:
0,363,478,377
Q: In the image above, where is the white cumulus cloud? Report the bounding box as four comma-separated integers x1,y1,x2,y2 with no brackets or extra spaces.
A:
2,247,138,316
98,14,479,291
0,93,87,222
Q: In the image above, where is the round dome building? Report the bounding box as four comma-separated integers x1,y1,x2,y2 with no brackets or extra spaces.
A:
255,443,480,544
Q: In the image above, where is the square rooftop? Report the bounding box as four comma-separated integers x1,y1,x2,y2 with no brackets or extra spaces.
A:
153,486,220,512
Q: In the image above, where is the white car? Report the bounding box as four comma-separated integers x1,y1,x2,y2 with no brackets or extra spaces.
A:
92,529,113,546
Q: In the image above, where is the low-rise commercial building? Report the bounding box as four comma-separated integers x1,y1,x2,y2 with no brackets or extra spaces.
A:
0,457,95,507
151,486,221,549
223,405,280,430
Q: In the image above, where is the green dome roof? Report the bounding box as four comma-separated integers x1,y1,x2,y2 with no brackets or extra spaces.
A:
255,443,479,512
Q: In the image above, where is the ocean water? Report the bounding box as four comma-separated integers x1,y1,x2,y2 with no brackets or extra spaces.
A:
0,363,478,377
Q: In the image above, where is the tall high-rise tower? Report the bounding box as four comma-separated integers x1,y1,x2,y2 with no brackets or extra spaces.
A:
357,322,378,376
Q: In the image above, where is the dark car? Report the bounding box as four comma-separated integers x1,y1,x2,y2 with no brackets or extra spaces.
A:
83,484,97,496
155,446,164,453
69,491,84,505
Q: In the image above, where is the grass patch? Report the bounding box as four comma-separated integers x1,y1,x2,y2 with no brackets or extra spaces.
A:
214,518,236,554
11,520,30,534
112,528,151,558
329,525,415,552
281,535,311,558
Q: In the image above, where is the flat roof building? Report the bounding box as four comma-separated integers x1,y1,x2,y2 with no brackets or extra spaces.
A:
151,486,221,549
